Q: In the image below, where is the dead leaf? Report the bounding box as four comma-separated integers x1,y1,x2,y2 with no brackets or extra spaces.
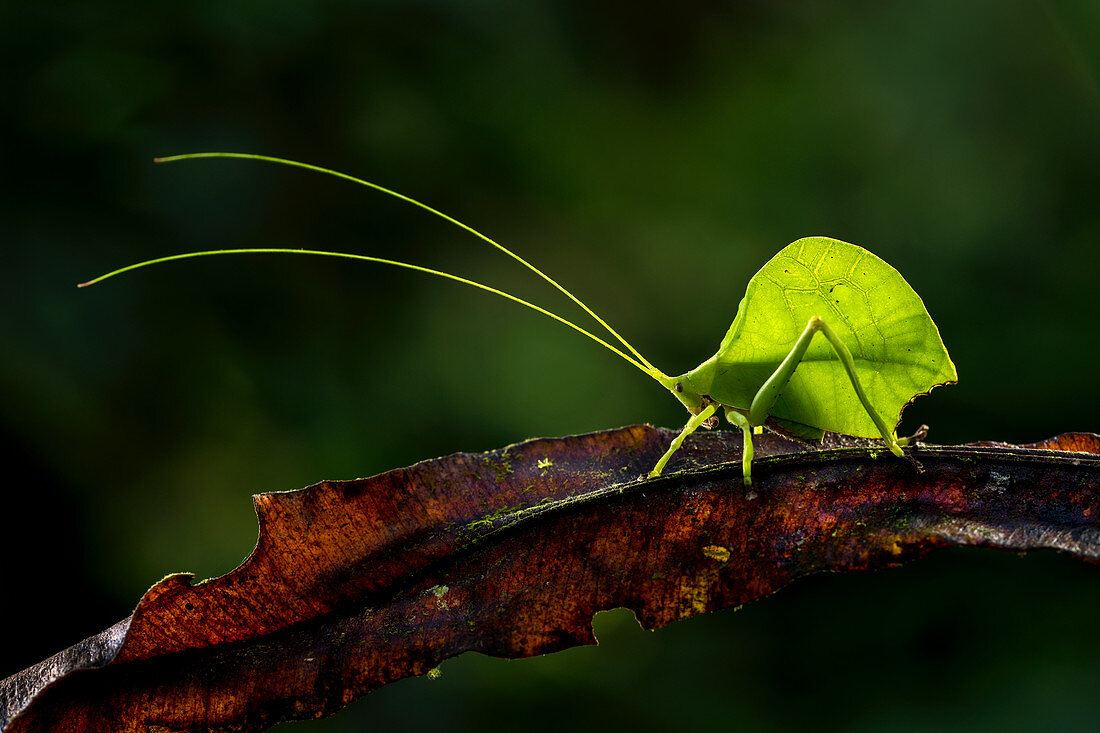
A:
4,426,1099,732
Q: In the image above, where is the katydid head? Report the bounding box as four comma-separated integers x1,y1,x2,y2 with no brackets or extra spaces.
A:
660,359,717,416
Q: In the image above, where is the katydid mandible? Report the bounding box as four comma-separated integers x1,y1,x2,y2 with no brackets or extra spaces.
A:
80,153,957,485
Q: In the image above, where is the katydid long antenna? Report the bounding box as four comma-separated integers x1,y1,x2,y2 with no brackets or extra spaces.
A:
78,153,670,383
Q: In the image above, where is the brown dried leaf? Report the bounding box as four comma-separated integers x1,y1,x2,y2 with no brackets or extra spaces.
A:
3,426,1100,732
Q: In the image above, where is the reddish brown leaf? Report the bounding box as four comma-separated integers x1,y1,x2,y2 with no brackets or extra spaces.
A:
3,426,1100,732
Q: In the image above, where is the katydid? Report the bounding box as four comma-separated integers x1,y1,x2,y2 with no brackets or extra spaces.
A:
80,153,957,485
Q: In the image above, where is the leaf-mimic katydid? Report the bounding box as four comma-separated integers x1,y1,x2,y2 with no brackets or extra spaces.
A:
81,153,957,485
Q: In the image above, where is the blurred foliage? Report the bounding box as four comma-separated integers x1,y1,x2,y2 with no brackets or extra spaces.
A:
1,0,1099,730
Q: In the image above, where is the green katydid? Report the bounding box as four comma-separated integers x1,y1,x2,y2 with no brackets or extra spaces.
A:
80,153,957,486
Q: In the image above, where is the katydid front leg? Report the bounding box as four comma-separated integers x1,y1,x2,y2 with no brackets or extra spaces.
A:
749,316,905,457
651,404,758,496
649,403,719,478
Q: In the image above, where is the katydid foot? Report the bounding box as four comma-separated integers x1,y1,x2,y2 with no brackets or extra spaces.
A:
897,424,929,446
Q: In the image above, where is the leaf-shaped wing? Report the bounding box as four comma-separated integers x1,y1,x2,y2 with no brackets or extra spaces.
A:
707,237,956,437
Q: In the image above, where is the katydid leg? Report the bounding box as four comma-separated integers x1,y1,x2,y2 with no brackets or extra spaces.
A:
724,408,755,488
747,317,903,457
897,424,929,446
650,403,719,477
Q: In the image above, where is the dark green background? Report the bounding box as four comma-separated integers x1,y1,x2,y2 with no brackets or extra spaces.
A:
3,1,1100,730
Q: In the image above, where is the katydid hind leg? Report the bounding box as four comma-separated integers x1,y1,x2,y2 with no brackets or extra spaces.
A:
897,424,929,447
747,316,903,458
